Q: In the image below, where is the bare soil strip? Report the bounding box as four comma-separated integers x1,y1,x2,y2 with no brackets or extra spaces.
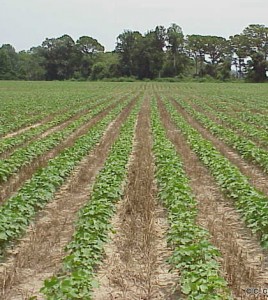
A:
1,123,44,140
170,97,268,198
0,97,130,203
92,97,178,300
157,98,268,299
0,109,65,140
0,95,139,300
188,100,268,151
196,97,268,130
0,101,107,160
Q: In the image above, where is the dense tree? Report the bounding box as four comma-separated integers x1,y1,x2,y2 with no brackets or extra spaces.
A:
186,35,207,76
91,52,120,79
0,44,18,79
75,36,105,79
115,26,167,79
204,36,231,78
0,24,267,82
17,47,46,80
41,35,77,80
246,52,267,82
242,24,268,81
243,24,268,59
115,30,143,76
138,26,166,79
165,23,186,76
186,35,231,78
229,34,249,78
204,36,229,65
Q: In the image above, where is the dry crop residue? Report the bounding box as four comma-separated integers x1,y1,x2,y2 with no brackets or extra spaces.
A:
171,97,268,197
157,96,268,299
0,98,124,203
0,96,139,300
92,96,178,300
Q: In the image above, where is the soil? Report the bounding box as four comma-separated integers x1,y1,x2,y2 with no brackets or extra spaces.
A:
170,97,268,198
0,96,131,203
157,97,268,299
0,94,139,300
92,97,179,300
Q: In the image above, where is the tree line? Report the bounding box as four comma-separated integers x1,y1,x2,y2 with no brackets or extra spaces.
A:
0,23,267,82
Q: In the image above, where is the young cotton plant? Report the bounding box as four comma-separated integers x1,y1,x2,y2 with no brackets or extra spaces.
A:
176,98,268,173
163,97,268,248
0,98,131,254
151,100,232,300
0,100,119,183
40,100,142,299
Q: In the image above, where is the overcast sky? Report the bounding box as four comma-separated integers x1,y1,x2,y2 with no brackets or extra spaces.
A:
1,0,267,52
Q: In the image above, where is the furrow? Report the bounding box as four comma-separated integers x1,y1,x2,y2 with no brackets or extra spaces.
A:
0,96,137,257
0,92,140,300
170,97,268,199
40,95,142,299
157,97,268,298
92,96,177,299
0,96,128,203
0,96,111,159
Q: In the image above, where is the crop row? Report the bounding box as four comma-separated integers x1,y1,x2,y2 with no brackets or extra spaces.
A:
190,94,268,130
210,96,268,116
151,99,231,299
0,97,124,183
161,97,268,248
0,96,136,255
40,99,142,299
187,84,268,112
237,111,268,130
0,82,125,136
175,98,268,174
0,95,113,155
190,99,268,147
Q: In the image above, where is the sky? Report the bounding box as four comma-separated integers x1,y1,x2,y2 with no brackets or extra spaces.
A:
0,0,267,52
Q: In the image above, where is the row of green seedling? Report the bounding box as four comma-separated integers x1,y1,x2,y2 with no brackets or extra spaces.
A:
151,99,232,299
0,96,135,255
40,99,142,299
161,96,268,248
0,84,131,146
0,96,126,183
194,96,268,130
191,98,268,145
0,95,115,155
0,85,115,136
175,97,268,174
0,113,46,137
237,111,268,130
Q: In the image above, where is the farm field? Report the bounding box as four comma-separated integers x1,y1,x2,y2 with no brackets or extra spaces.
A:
0,81,268,299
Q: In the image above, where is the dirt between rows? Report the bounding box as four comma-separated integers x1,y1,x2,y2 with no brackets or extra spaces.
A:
92,97,179,300
1,123,43,140
189,100,268,150
0,95,131,204
0,98,111,160
196,96,268,131
0,106,68,140
171,97,268,198
157,97,268,299
0,94,139,300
